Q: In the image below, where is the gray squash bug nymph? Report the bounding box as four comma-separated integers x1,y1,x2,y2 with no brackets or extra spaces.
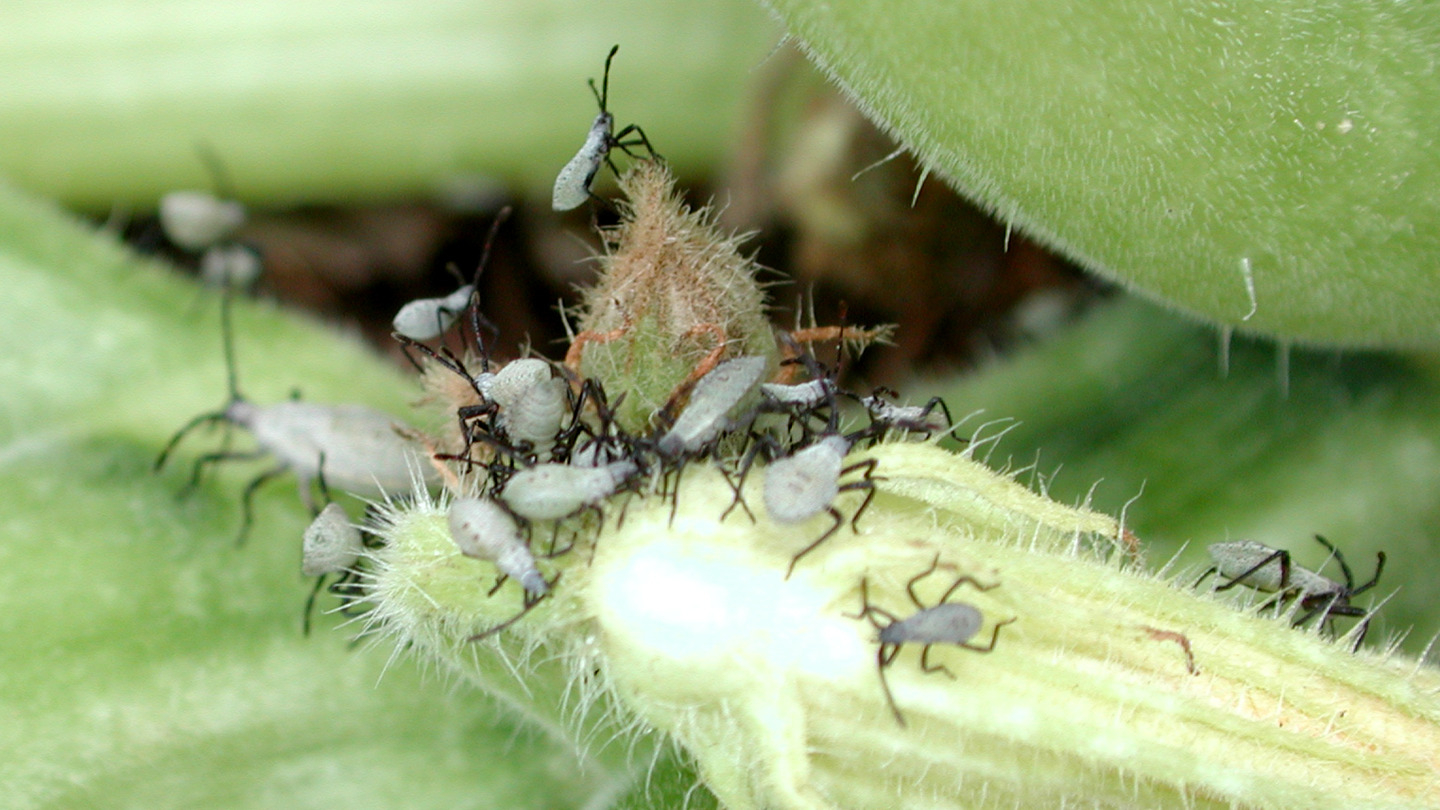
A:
848,555,1016,726
499,459,639,523
760,377,838,413
552,45,661,211
856,386,954,443
155,295,440,543
657,355,769,459
1195,535,1385,649
756,329,844,434
763,434,879,578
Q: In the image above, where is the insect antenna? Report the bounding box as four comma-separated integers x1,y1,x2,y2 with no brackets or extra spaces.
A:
462,206,511,364
590,45,619,114
220,286,243,404
195,140,240,202
154,290,245,471
1312,534,1354,589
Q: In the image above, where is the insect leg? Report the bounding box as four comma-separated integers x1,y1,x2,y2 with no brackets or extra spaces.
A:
236,463,290,545
784,506,842,579
182,448,268,494
936,571,1002,605
905,554,943,610
312,451,331,516
302,574,328,636
838,457,881,531
842,576,900,627
468,592,546,641
959,616,1018,653
1312,535,1354,589
611,123,662,162
918,644,956,679
924,396,954,436
486,574,510,597
1215,548,1291,593
719,435,773,523
877,643,905,727
468,573,560,642
154,410,228,471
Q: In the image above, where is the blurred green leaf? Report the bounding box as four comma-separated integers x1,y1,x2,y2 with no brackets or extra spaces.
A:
764,0,1440,345
0,0,777,207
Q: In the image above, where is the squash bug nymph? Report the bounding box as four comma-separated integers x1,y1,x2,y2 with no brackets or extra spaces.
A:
848,555,1015,726
552,45,660,211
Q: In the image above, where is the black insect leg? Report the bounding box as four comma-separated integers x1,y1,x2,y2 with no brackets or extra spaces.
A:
925,396,955,437
934,571,1002,607
845,577,908,726
180,448,267,495
901,555,943,607
1215,548,1292,593
612,123,662,162
235,463,289,545
718,467,755,523
1312,535,1354,589
785,507,843,579
302,574,328,637
468,574,560,642
154,410,228,472
667,462,686,529
838,457,881,531
1350,553,1385,596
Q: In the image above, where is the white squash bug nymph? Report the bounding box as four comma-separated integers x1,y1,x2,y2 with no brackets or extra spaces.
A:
485,358,570,458
198,243,264,290
447,495,549,597
552,45,660,211
160,149,266,293
155,295,440,543
300,502,365,635
302,503,363,577
159,190,247,253
848,555,1016,726
392,283,477,343
393,207,511,342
